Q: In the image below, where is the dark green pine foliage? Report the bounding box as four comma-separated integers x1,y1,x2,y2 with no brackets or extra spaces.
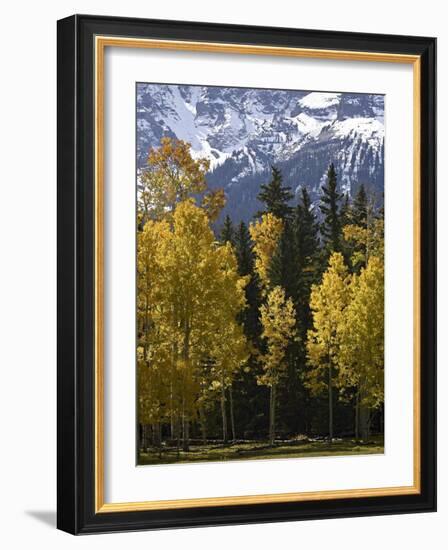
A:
257,166,295,296
295,187,320,278
320,163,343,256
256,168,298,436
235,221,262,341
220,214,235,245
268,218,301,435
232,221,268,439
293,187,320,350
340,192,352,227
267,221,297,299
339,192,353,264
256,166,294,220
294,188,321,327
278,187,321,434
348,184,370,272
352,184,368,228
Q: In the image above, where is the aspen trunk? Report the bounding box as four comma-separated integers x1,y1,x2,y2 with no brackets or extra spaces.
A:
176,415,181,458
181,317,191,452
221,377,228,444
199,405,207,444
229,385,236,442
182,394,189,452
182,417,190,451
170,380,175,439
269,384,276,446
328,363,333,443
359,406,370,441
358,385,370,441
157,422,162,459
355,391,359,440
144,424,150,451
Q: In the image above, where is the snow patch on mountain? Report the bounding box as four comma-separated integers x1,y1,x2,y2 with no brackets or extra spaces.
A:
136,83,384,222
299,92,341,110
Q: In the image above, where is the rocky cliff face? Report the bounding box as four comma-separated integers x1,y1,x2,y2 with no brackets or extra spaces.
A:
137,84,384,223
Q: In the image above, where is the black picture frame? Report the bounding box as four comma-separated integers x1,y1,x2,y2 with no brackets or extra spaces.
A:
57,14,436,534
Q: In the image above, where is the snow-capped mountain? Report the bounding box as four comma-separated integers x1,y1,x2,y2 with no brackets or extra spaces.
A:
137,84,384,223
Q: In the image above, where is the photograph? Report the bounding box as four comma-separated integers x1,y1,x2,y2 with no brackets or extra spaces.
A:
54,11,436,536
136,82,385,465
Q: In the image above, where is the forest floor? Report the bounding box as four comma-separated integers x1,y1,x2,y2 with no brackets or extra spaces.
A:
138,435,384,465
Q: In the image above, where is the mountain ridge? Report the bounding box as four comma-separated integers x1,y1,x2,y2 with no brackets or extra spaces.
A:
137,83,384,224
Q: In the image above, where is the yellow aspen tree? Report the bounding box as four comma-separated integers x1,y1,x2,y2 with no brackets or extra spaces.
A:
211,321,249,443
258,286,297,445
139,137,210,220
343,217,384,269
201,188,226,222
338,255,384,440
137,218,174,448
162,200,247,450
306,252,350,442
249,213,283,293
139,137,226,223
208,242,248,443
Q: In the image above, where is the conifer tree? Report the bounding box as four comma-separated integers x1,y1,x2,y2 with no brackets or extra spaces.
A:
320,163,343,256
294,188,320,281
233,221,265,439
343,189,383,272
235,222,261,340
340,192,352,228
268,188,317,434
257,166,293,220
268,220,296,299
293,187,321,343
235,222,254,277
220,214,235,245
256,166,296,301
352,184,368,228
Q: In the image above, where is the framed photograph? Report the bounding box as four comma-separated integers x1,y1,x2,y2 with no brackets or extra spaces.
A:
57,14,436,534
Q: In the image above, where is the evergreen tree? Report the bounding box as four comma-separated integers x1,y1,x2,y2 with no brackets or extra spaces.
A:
257,166,294,220
220,214,235,245
344,185,377,272
352,184,368,228
320,163,343,255
295,188,320,273
233,221,266,439
268,221,296,299
293,188,320,333
340,192,352,227
235,221,262,341
274,187,320,435
256,166,296,299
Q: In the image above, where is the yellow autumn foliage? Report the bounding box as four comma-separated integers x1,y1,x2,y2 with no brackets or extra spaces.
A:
139,136,226,223
137,199,248,427
258,286,297,388
338,255,384,409
306,252,351,397
249,213,283,292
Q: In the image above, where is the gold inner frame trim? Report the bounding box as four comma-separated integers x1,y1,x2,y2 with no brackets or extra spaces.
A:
94,35,421,513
